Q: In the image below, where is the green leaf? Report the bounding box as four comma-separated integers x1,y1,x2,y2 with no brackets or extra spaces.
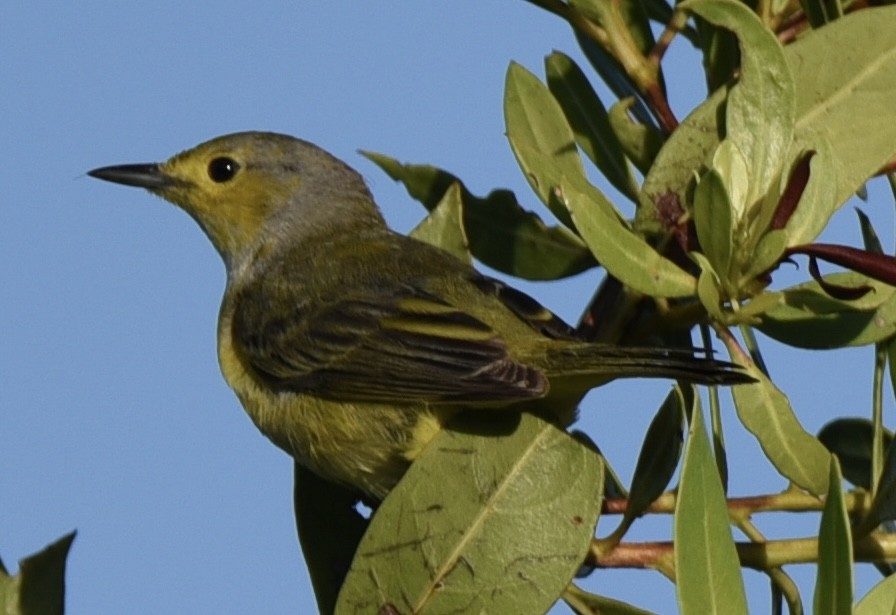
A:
559,177,698,298
789,6,896,209
691,252,726,321
639,5,896,235
818,418,893,489
758,273,896,349
693,168,734,283
564,583,659,615
625,387,686,528
813,457,853,615
545,51,639,201
857,207,885,255
293,463,368,613
504,61,582,227
735,290,784,320
732,365,831,495
294,465,369,615
0,532,76,615
335,412,603,615
856,574,896,615
636,79,725,235
694,9,740,92
741,229,788,283
570,0,656,57
862,434,896,530
675,398,748,615
800,0,844,29
608,97,664,174
574,31,653,127
682,0,795,210
364,152,596,280
410,182,471,264
781,140,839,247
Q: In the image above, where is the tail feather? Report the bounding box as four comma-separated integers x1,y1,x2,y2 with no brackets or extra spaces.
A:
538,343,753,386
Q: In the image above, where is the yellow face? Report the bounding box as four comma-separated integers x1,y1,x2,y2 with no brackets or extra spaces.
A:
153,134,303,261
89,131,379,268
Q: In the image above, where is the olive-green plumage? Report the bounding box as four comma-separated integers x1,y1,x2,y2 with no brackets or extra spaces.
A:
89,131,748,499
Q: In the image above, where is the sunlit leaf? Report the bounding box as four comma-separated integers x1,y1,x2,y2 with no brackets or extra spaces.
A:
545,51,639,201
731,365,830,495
682,0,795,210
781,140,839,247
675,398,748,615
691,252,725,321
336,413,602,615
639,6,896,235
855,574,896,615
505,61,583,227
693,168,734,283
813,457,853,615
410,182,471,263
559,177,697,298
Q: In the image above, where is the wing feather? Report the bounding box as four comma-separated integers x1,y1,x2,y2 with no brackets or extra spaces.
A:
231,283,547,403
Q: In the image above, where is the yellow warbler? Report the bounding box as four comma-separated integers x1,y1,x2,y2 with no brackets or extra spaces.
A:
89,132,747,498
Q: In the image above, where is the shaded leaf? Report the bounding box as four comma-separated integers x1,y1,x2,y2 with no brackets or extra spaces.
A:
862,434,896,531
545,51,639,201
625,387,686,527
295,465,368,615
788,243,896,288
675,398,748,615
732,365,830,495
694,10,740,92
818,418,893,489
800,0,843,29
813,457,853,615
364,152,596,280
573,31,653,127
608,97,665,174
857,207,885,256
336,412,602,615
758,272,896,349
564,582,658,615
410,182,471,263
0,532,75,615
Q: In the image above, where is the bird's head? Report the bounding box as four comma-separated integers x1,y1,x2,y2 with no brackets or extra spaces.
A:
89,131,381,268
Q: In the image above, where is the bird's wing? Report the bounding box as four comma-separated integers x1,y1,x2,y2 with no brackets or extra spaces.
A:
230,282,548,403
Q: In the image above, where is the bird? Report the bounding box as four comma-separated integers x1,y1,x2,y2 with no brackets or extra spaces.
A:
88,131,748,499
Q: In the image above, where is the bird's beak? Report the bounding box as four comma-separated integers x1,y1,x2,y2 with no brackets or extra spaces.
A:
87,163,173,190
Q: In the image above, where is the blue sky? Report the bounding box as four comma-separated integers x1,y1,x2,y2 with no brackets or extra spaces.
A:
1,2,891,613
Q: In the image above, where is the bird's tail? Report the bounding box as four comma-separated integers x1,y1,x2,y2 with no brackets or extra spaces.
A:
538,342,753,386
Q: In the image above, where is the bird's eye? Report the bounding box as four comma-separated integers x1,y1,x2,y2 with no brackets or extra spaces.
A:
207,157,240,183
